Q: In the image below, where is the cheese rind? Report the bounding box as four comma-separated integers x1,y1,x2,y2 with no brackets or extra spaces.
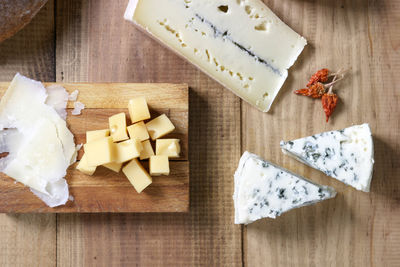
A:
125,0,307,112
233,152,336,224
280,124,374,192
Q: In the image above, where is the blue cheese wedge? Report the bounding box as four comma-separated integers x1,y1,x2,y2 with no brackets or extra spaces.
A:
280,124,374,192
233,152,336,224
124,0,306,112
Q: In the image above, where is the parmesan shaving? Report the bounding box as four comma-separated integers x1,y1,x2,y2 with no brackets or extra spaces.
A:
71,101,85,115
0,73,76,207
68,90,79,101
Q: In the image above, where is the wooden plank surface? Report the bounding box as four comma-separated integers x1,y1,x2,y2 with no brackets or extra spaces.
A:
55,0,242,266
243,0,400,266
0,1,56,266
0,82,189,213
0,0,398,265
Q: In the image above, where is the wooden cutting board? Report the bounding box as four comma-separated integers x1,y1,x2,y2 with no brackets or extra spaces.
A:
0,82,189,213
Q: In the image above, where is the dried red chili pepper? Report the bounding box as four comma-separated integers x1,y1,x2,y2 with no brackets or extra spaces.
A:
322,91,338,122
307,68,329,87
321,74,340,122
294,82,326,98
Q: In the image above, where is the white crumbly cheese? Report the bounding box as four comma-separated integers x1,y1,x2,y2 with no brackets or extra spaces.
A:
0,73,77,207
124,0,306,112
233,152,336,224
71,101,85,115
45,85,69,119
280,124,374,192
68,89,79,101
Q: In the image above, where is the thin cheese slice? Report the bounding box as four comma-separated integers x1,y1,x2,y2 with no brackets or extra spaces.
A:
124,0,306,112
0,74,76,207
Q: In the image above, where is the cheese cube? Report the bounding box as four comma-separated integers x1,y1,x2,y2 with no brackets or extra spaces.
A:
76,154,96,175
128,97,151,123
115,139,143,163
149,155,170,176
84,137,115,166
140,140,155,160
122,159,152,193
103,162,123,173
145,114,175,140
156,139,180,158
127,121,149,141
109,113,129,142
86,129,110,143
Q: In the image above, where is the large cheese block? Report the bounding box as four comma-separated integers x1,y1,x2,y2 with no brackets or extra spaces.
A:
124,0,307,112
280,124,374,192
233,152,336,224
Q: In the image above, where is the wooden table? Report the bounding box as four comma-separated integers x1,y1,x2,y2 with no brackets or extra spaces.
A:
0,1,398,266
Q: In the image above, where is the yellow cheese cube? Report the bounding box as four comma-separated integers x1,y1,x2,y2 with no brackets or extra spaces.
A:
156,139,181,158
103,162,123,173
122,159,152,193
76,154,96,175
145,114,175,140
140,140,155,160
149,155,170,176
128,97,151,123
127,121,149,141
109,113,129,142
115,139,143,163
84,137,115,166
86,129,110,143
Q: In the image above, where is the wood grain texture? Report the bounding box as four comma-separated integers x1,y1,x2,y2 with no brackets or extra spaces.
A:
0,1,56,266
0,82,189,213
243,0,400,266
55,0,242,266
0,0,48,42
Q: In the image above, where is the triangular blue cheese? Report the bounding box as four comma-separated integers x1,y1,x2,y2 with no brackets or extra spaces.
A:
280,124,374,192
233,152,336,224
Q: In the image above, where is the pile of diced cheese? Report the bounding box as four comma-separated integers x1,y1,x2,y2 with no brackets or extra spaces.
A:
76,97,180,193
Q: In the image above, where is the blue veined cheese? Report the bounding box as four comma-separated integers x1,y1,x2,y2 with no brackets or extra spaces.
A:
124,0,307,112
233,152,336,224
280,124,374,192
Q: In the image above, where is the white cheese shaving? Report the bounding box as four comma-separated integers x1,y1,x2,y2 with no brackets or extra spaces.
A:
68,89,79,101
71,101,85,116
45,85,69,119
0,73,76,207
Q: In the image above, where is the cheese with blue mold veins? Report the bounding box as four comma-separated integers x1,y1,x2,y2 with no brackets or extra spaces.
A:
280,124,374,192
124,0,307,112
233,152,336,224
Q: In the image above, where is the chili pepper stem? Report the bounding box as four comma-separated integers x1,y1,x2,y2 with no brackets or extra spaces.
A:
327,74,338,94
